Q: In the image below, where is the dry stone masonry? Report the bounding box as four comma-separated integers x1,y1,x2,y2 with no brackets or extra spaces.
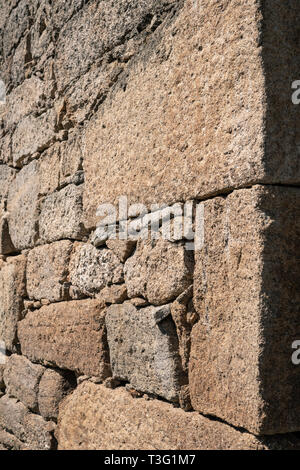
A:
0,0,299,450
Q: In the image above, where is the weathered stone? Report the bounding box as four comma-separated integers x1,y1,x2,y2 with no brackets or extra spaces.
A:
70,243,124,296
190,185,300,435
18,300,111,378
0,164,16,203
2,0,37,56
12,109,56,167
7,161,40,250
26,241,73,302
55,0,177,92
171,286,197,374
3,354,45,411
106,239,136,263
56,382,300,450
38,144,61,195
0,394,54,450
39,184,86,243
0,427,23,450
96,284,128,305
0,255,26,351
38,369,76,420
106,302,185,402
59,132,83,187
83,0,300,229
124,239,193,305
3,76,45,130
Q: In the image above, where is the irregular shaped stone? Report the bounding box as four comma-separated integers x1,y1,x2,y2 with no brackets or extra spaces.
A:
39,184,86,243
18,300,111,378
96,284,128,305
124,239,193,305
190,185,300,435
56,382,300,450
12,109,56,167
26,241,73,302
7,161,40,250
38,368,76,420
106,302,184,402
3,354,45,411
0,255,26,351
0,427,23,450
171,286,197,374
70,243,124,296
0,394,54,450
106,239,136,263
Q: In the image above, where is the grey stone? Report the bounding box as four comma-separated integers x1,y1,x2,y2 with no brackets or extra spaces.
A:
70,243,124,296
3,354,45,411
106,302,185,402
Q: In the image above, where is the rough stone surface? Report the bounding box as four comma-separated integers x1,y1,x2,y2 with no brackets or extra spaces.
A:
18,300,111,378
3,354,45,411
38,144,61,195
12,110,56,167
124,239,193,305
7,161,40,250
106,239,136,263
70,243,124,296
190,185,300,435
0,164,16,203
0,255,26,351
106,302,185,402
56,382,300,450
38,369,76,420
39,184,86,243
26,241,73,302
0,394,54,450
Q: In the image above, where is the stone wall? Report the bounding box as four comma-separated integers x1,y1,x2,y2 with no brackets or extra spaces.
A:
0,0,299,450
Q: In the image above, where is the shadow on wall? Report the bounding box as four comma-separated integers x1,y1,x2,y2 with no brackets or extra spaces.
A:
262,0,300,182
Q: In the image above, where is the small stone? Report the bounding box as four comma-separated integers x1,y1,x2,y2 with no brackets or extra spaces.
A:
70,243,124,296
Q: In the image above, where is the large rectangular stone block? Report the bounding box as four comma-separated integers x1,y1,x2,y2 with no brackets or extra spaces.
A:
106,302,185,402
56,382,300,450
190,185,300,435
18,300,111,378
0,254,26,351
83,0,300,228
